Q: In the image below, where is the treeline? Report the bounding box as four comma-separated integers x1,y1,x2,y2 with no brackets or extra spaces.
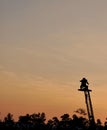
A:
0,112,107,130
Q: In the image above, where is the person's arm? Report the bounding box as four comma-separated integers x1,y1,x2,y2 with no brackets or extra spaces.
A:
87,81,89,85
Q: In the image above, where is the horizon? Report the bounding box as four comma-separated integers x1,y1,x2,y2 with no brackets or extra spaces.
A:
1,0,107,124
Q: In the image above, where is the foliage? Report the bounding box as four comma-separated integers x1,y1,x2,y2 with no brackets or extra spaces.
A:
0,112,107,130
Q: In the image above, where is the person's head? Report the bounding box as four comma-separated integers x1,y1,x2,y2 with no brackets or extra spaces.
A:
82,77,85,80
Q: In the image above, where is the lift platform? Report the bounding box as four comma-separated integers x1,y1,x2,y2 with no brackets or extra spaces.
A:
78,78,95,128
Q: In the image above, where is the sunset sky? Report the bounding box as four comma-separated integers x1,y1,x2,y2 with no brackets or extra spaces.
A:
1,0,107,123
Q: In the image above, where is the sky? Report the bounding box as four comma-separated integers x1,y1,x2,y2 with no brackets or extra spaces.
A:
1,0,107,123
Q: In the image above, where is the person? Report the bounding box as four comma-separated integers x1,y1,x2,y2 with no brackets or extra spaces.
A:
80,78,89,90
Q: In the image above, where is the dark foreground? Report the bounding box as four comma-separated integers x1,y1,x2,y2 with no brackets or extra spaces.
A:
0,112,107,130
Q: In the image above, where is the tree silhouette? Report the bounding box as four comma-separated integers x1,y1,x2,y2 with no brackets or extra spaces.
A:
18,114,31,124
0,112,107,130
59,113,72,129
3,113,14,130
47,117,59,130
74,108,87,116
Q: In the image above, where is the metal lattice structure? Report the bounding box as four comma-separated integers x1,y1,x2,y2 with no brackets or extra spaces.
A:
78,78,95,127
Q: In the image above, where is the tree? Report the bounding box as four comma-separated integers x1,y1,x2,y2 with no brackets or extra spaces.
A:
74,108,87,116
30,112,46,124
4,113,14,124
47,117,59,130
59,114,72,129
18,114,31,124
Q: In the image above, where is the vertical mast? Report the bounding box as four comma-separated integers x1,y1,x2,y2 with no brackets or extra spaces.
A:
78,78,95,127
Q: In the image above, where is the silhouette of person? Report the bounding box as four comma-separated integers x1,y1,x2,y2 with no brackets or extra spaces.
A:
80,78,89,90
